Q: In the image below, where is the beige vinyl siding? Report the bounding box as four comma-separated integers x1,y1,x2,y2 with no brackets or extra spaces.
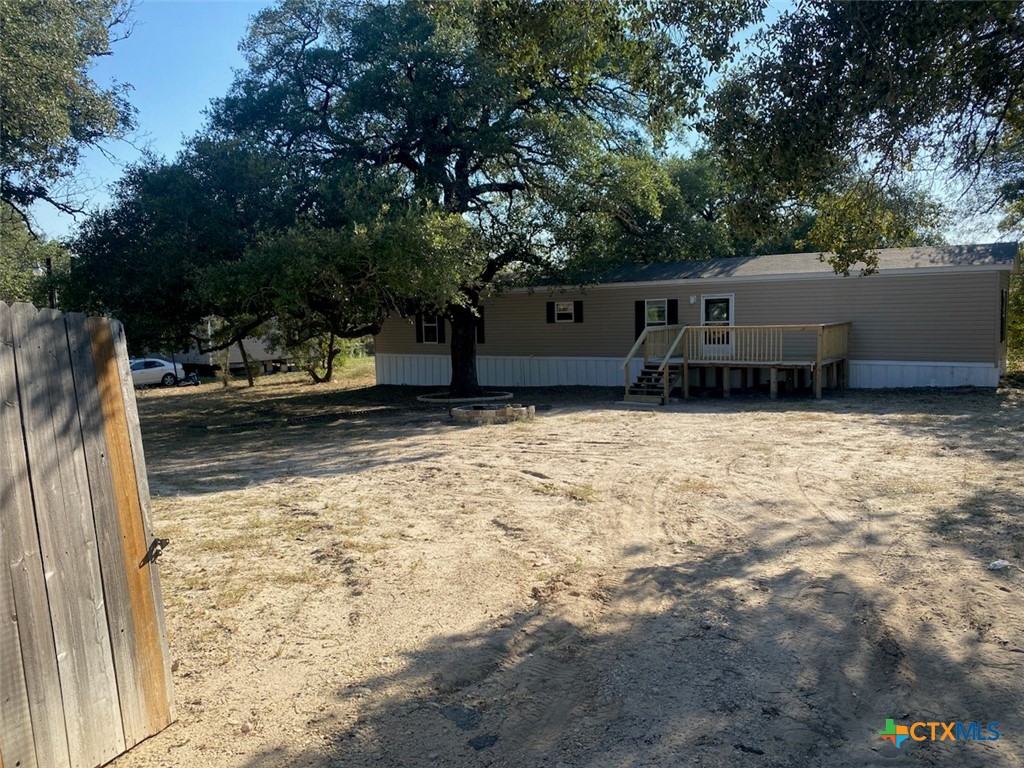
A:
999,270,1011,368
375,270,1002,364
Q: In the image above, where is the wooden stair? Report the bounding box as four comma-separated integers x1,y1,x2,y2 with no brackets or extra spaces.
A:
624,363,682,404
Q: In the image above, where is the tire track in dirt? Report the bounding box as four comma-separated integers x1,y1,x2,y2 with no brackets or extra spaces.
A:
792,463,857,533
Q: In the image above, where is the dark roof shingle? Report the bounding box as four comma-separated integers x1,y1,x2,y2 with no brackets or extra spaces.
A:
595,243,1019,284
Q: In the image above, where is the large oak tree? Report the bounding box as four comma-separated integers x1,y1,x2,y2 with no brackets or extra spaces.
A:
212,0,763,395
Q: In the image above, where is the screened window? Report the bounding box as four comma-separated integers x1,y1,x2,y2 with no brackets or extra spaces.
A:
421,315,439,344
645,299,668,327
554,301,575,322
546,300,583,324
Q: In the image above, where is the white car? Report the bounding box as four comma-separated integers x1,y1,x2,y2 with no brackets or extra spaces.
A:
129,358,185,387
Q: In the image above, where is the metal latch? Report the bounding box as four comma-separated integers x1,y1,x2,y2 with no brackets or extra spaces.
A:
140,537,170,567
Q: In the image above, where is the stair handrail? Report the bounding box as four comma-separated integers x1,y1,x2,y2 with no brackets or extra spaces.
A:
622,326,653,394
656,324,687,375
657,324,688,402
622,326,651,371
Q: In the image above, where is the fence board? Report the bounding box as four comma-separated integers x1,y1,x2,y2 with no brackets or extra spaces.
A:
90,317,174,733
67,313,156,747
0,313,37,768
1,303,68,768
11,304,125,768
0,532,35,768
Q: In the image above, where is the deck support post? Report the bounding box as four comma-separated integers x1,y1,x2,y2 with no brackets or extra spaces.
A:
814,326,824,399
722,367,731,398
770,368,778,399
683,362,690,399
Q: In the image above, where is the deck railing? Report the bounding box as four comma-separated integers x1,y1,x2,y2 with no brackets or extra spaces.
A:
679,323,850,365
819,322,851,364
680,322,851,399
624,322,850,400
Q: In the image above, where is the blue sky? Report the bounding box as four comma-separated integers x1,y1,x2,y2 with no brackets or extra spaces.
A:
32,0,267,241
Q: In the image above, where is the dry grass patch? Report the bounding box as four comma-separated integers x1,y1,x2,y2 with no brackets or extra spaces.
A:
535,482,598,503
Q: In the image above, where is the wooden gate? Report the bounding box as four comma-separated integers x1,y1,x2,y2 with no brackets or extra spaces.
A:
0,302,174,768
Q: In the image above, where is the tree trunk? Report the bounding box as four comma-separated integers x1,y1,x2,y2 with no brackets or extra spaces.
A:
304,334,341,384
449,304,482,397
220,346,231,388
237,340,255,388
323,333,338,383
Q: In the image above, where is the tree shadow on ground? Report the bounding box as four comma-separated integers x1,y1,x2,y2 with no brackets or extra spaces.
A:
659,383,1024,463
137,384,624,495
236,516,1023,768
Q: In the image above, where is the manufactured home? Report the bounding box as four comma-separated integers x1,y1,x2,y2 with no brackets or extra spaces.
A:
374,243,1019,400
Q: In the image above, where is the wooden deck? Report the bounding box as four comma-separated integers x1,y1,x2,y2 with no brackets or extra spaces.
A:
623,323,850,402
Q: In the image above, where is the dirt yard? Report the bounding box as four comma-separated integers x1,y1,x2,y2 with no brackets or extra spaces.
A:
112,365,1024,768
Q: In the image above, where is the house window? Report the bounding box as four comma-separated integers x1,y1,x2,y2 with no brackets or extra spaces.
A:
422,315,439,343
546,300,583,323
554,301,575,322
416,313,445,344
703,296,732,325
646,299,667,327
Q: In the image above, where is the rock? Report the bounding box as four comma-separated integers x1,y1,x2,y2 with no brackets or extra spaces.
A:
240,722,252,734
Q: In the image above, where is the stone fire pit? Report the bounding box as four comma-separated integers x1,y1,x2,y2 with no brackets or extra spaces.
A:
451,403,536,424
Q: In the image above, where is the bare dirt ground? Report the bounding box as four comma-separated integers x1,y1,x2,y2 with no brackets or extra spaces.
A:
113,364,1024,768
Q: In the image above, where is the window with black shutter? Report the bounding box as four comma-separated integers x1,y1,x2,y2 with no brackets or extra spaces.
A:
547,300,583,323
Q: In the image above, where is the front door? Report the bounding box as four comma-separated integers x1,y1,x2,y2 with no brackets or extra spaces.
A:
701,294,734,357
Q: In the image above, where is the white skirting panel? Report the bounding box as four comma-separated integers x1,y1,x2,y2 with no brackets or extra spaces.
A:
375,354,641,387
847,360,1000,388
377,354,1001,389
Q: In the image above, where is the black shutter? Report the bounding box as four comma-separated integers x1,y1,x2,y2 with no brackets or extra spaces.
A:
667,299,678,325
634,300,645,339
546,301,555,323
573,300,583,323
415,313,423,343
436,315,446,344
476,306,485,344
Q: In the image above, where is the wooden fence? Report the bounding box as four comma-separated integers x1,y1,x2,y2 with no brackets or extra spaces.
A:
0,302,174,768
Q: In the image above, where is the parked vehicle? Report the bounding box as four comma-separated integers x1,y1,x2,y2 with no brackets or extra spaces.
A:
129,358,185,387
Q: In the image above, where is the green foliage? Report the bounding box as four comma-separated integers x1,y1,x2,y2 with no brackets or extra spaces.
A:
64,138,301,352
800,178,948,275
212,0,764,393
551,149,946,277
0,0,135,218
0,203,69,305
1009,270,1024,367
65,135,473,356
709,0,1022,270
